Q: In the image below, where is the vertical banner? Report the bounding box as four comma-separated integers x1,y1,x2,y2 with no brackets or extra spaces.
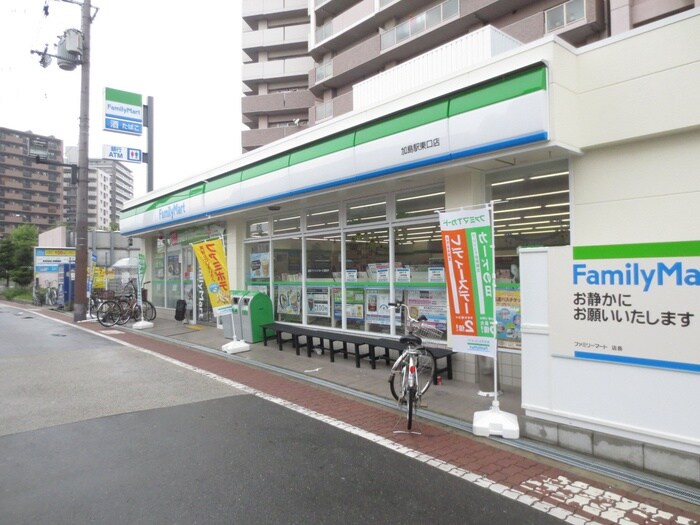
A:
137,253,147,310
439,205,496,356
192,238,232,317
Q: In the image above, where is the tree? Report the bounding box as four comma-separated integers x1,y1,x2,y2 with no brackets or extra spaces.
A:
0,236,14,286
5,225,38,287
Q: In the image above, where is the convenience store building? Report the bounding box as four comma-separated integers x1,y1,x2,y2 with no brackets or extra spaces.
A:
120,12,700,477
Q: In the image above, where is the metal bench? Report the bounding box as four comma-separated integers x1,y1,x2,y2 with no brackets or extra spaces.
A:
261,322,454,382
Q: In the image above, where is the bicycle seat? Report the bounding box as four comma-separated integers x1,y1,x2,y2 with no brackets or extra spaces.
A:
399,334,423,347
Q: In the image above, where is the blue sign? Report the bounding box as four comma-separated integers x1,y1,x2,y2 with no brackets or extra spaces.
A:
127,148,142,162
105,117,143,135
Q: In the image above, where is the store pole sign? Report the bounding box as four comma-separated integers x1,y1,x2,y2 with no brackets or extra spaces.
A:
439,206,496,356
104,87,143,135
103,145,143,163
548,241,700,372
192,238,232,316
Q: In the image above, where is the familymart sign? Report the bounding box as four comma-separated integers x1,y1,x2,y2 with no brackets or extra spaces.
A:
104,87,143,135
549,241,700,373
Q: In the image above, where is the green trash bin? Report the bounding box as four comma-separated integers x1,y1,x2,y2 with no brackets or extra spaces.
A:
240,292,273,343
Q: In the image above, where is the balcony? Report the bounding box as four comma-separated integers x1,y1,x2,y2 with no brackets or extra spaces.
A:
379,0,458,52
242,24,309,53
242,56,315,88
242,90,316,116
310,0,429,58
242,0,308,23
353,26,521,111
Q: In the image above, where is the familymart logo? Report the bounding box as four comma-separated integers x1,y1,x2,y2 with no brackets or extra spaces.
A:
158,203,186,221
573,261,699,292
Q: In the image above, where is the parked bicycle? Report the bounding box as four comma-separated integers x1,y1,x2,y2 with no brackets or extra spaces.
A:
387,301,439,431
116,281,156,324
95,299,122,327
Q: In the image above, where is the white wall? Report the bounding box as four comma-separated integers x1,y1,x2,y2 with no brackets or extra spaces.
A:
572,129,700,245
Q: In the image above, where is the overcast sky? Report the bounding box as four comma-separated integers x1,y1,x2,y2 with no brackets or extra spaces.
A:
0,0,242,197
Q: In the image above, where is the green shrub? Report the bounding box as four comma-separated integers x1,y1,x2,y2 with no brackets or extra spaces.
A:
1,287,32,301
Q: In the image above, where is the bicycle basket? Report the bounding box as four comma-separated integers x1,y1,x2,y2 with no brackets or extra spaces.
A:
414,324,444,341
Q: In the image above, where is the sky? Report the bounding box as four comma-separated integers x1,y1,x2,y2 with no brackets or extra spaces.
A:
0,0,242,198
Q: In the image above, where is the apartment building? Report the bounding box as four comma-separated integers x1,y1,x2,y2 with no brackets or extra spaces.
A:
64,147,134,232
0,127,64,239
307,0,695,124
241,0,315,152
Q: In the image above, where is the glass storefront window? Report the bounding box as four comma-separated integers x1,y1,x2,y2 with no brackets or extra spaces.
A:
151,238,166,307
395,186,445,219
394,224,447,341
346,197,386,227
273,213,301,235
246,217,269,238
165,245,182,308
345,228,390,333
273,237,302,322
306,235,341,328
306,205,339,231
245,241,271,294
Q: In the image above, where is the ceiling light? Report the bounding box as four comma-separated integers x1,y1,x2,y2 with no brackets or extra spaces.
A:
491,178,524,186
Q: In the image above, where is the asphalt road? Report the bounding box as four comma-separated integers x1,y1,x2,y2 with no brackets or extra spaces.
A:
0,305,563,524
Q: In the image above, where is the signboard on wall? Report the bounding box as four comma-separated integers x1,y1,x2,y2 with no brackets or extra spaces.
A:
548,241,699,372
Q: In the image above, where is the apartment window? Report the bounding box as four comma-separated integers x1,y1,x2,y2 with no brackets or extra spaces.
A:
545,0,585,32
316,100,333,122
315,20,333,43
315,61,333,83
380,0,458,51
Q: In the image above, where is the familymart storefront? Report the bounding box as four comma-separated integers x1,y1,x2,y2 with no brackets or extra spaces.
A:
121,13,700,478
121,62,571,385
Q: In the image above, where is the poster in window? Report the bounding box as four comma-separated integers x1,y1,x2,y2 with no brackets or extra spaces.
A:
307,287,330,317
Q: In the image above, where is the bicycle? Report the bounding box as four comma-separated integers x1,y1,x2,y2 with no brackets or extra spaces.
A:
96,299,122,327
116,282,156,324
387,301,439,431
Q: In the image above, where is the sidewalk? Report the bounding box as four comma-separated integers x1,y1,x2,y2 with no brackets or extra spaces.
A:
13,302,700,524
139,314,522,425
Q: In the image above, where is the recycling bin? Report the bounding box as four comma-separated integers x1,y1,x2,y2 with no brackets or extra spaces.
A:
240,292,273,343
223,291,248,340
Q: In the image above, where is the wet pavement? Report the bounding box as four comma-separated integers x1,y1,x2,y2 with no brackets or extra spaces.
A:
4,301,699,524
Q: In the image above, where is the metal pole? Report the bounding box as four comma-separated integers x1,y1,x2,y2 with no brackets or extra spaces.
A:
73,0,91,322
147,96,154,192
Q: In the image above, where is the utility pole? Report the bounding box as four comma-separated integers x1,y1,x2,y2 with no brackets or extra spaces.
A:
73,0,91,322
30,0,96,321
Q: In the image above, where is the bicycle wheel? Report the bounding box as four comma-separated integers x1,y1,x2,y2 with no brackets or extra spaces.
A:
415,349,436,396
407,386,416,430
142,300,156,321
96,300,121,327
389,355,408,401
116,299,132,325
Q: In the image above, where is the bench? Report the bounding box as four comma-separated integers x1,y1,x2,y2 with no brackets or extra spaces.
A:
262,322,375,367
261,322,454,382
368,337,454,384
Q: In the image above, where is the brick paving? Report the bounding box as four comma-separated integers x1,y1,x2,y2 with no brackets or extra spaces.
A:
21,306,700,524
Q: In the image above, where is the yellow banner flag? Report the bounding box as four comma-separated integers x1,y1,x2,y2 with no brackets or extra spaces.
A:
192,238,232,316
